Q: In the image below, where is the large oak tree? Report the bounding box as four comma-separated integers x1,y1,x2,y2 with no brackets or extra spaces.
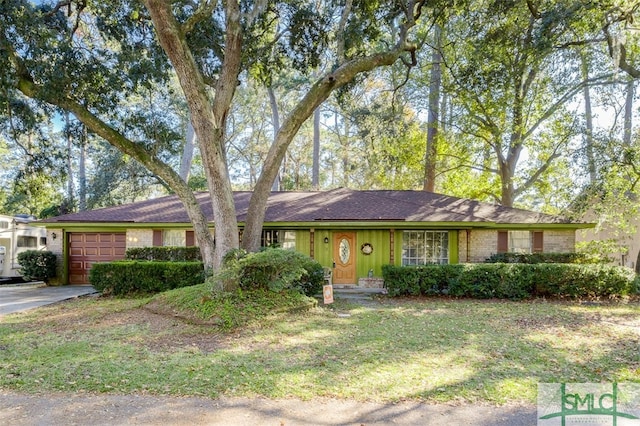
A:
1,0,432,281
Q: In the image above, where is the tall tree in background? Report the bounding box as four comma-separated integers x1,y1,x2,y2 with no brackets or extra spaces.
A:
423,23,441,192
623,79,635,146
441,1,620,207
581,54,598,184
0,91,66,216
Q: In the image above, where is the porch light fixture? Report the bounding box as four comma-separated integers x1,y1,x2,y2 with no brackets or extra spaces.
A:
51,232,57,240
323,236,329,244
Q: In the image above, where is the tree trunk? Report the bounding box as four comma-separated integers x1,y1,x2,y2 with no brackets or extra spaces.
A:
581,55,597,183
179,120,196,182
499,159,516,207
144,0,242,273
342,116,350,187
312,107,321,189
624,78,634,146
441,92,448,133
64,113,75,208
423,24,442,192
268,86,281,191
78,124,87,211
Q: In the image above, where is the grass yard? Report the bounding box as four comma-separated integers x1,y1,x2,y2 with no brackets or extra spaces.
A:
0,287,638,405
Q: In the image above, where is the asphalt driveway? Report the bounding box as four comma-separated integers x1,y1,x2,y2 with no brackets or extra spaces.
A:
0,392,537,425
0,284,97,316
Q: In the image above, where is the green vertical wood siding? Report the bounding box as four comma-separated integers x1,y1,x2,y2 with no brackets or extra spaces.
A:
295,230,311,256
313,230,332,268
449,230,459,264
355,230,391,278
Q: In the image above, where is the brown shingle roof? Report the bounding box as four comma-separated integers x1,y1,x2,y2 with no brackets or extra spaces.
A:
41,188,577,225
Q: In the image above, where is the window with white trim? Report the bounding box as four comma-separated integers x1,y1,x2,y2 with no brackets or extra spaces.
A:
402,231,449,265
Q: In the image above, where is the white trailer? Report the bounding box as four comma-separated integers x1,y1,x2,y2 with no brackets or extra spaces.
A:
0,214,47,278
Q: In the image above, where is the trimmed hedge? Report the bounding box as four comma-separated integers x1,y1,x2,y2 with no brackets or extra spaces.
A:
484,252,592,264
382,263,638,300
125,246,202,262
221,248,324,297
17,250,57,283
89,261,205,295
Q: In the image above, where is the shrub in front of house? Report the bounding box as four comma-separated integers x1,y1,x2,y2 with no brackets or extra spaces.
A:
230,248,324,297
89,261,205,295
531,263,636,298
17,250,57,283
382,263,637,300
125,246,202,262
484,252,593,264
448,263,537,300
381,264,465,296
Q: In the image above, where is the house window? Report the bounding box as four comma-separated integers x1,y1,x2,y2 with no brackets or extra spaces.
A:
509,231,531,253
402,231,449,265
17,236,37,248
498,231,543,253
40,237,47,246
261,230,277,247
281,231,296,250
0,221,8,229
261,230,296,249
163,230,185,246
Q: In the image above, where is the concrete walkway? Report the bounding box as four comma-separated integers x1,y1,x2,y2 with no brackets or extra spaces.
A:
0,283,97,316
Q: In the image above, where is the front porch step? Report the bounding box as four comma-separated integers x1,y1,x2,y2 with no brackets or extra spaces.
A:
325,287,387,302
332,286,386,295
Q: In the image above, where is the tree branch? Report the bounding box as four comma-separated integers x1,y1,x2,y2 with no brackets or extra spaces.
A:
523,73,617,140
182,0,217,35
335,0,353,64
602,2,640,78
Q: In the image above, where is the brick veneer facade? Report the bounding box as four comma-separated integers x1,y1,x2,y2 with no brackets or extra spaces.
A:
459,229,576,263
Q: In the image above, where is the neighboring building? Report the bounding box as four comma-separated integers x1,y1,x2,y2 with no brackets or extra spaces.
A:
576,215,640,271
0,214,48,278
40,188,592,286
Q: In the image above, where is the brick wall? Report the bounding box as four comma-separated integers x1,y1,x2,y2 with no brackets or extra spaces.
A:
542,230,575,253
459,229,576,263
467,230,498,263
458,230,469,263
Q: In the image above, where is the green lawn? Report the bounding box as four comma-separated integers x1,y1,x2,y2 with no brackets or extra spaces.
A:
0,290,638,404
